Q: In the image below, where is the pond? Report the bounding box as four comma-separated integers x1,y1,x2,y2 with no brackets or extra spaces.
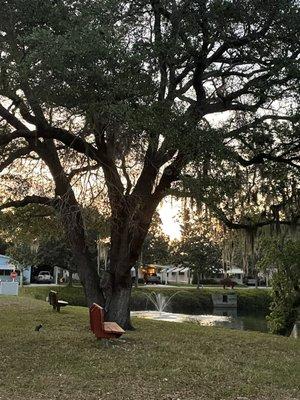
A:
132,308,269,333
213,309,268,332
132,292,299,337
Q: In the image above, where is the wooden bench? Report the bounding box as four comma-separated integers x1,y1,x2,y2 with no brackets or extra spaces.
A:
48,290,68,312
89,303,125,339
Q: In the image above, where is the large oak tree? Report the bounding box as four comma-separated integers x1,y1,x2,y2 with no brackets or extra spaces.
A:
0,0,299,327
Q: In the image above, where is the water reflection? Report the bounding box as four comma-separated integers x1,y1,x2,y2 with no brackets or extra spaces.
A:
132,309,269,333
213,308,237,318
132,310,231,325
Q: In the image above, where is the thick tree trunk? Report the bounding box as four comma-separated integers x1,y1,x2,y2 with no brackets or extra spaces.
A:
254,270,258,288
36,140,105,308
60,206,105,307
197,272,201,289
102,244,137,329
105,281,133,330
68,270,73,286
102,201,155,328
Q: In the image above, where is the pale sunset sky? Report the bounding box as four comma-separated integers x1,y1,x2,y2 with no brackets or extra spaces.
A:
158,199,182,240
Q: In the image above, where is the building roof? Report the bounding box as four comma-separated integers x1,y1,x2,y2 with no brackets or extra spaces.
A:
180,267,190,273
171,267,182,273
226,268,244,274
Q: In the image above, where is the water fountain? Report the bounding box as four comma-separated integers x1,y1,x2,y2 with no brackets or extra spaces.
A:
131,291,235,326
290,321,299,339
145,291,178,315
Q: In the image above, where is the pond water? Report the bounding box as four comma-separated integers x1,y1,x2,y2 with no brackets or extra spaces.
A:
133,292,299,337
132,308,269,333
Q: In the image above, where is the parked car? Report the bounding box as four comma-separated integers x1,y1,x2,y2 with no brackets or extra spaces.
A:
146,275,161,284
36,271,53,284
243,276,266,286
245,277,257,286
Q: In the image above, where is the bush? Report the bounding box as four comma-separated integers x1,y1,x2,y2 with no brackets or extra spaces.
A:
130,290,150,310
258,237,300,335
234,289,271,312
169,291,213,314
132,287,271,314
199,279,219,285
130,289,214,313
21,285,272,314
267,272,298,335
267,306,297,336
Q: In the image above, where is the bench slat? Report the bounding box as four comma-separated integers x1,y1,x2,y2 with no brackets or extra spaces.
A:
104,322,125,333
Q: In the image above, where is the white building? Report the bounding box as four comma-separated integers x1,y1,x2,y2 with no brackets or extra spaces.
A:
161,266,191,285
138,264,192,285
225,268,244,285
0,254,32,284
0,254,19,282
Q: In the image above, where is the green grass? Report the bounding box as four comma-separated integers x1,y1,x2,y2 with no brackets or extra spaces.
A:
0,296,299,400
21,284,86,305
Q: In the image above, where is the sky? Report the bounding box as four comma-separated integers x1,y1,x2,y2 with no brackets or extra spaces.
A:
158,198,182,240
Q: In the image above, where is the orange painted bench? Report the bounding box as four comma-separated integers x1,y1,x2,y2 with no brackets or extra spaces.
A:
89,303,125,339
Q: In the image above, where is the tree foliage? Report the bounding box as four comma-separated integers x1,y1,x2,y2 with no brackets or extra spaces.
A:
171,207,222,285
172,235,222,283
258,236,300,335
0,205,109,272
141,212,170,265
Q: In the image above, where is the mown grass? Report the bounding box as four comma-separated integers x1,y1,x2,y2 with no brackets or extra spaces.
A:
21,284,86,306
0,296,299,400
21,285,272,313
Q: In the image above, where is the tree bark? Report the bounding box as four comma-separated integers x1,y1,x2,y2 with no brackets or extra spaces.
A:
54,189,105,307
101,194,158,328
197,272,201,289
104,273,133,330
68,270,73,286
36,139,105,307
102,225,143,328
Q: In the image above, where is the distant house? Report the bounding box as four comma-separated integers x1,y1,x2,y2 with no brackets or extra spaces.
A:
138,264,192,285
161,266,191,285
0,254,19,282
0,254,33,284
0,254,80,285
211,268,244,285
226,268,244,285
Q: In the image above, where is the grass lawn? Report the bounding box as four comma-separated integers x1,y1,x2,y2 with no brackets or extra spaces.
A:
0,297,299,400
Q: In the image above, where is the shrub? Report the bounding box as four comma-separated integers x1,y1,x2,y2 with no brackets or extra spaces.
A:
21,285,272,314
131,287,271,314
